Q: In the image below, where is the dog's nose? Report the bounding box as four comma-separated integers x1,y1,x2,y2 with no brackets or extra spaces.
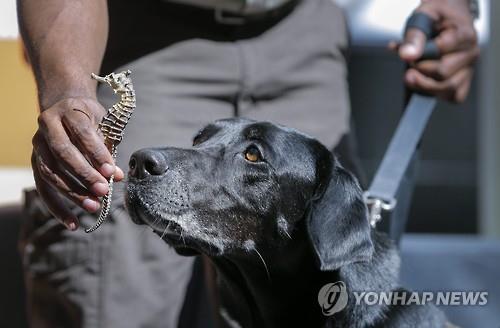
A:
129,149,168,179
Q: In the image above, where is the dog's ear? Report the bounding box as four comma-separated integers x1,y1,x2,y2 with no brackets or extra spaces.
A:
307,155,374,271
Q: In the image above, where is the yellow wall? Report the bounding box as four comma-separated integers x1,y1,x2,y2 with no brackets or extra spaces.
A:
0,39,38,166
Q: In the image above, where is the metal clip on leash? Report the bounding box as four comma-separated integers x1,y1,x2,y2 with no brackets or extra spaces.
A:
364,12,440,228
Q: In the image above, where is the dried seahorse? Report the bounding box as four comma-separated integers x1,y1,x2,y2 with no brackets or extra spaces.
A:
85,70,136,233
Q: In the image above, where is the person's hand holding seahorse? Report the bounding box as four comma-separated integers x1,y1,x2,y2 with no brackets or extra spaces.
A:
32,96,124,230
32,70,135,232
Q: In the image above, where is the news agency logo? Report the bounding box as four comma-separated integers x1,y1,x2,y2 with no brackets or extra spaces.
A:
353,290,489,307
318,281,489,316
317,281,349,315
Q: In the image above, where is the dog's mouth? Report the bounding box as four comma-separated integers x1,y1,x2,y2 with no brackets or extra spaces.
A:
132,204,180,238
134,207,182,235
126,183,233,256
127,198,200,255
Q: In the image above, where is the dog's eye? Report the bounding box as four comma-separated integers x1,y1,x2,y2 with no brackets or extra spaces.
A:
192,132,204,146
244,145,262,163
192,136,201,146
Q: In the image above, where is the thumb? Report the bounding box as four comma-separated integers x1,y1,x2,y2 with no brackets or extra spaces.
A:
399,28,427,62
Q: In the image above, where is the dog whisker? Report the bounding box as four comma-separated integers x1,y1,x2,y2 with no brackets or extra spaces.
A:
160,222,170,240
253,247,271,283
277,216,292,240
180,230,186,246
283,229,292,240
242,240,271,282
152,216,161,229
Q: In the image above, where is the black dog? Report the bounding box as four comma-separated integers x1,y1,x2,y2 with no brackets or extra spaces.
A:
126,118,448,328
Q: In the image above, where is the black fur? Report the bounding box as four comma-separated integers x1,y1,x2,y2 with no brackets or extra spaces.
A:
126,118,448,328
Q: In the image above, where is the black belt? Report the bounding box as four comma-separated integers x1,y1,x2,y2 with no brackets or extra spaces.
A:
159,0,301,26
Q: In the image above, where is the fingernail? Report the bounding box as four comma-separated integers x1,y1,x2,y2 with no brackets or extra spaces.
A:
65,220,78,231
83,198,100,212
93,182,109,196
101,163,115,176
401,44,418,57
115,166,124,179
406,72,416,85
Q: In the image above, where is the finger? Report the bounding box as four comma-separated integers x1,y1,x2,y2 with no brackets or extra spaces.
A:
114,166,125,182
388,40,399,52
414,47,479,81
400,28,428,62
406,67,472,102
32,154,79,231
434,27,478,55
38,114,109,197
34,137,101,212
63,109,116,177
455,73,472,103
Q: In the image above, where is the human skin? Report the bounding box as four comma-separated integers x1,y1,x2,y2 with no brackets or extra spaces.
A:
18,0,477,231
18,0,124,230
396,0,479,103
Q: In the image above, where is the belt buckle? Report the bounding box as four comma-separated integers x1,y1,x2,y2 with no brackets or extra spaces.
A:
215,7,247,25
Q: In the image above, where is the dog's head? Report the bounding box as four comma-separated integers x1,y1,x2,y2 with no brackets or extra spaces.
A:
126,118,373,270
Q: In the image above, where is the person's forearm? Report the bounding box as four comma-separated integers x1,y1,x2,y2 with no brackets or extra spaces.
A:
17,0,108,109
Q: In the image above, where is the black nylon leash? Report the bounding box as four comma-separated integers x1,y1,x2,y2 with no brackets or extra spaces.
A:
363,12,439,227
